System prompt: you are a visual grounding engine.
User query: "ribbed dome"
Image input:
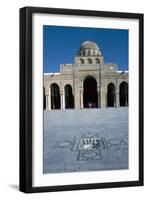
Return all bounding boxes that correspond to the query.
[80,41,99,50]
[78,41,101,56]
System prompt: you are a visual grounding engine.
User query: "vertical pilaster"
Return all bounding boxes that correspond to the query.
[74,79,80,109]
[74,90,80,109]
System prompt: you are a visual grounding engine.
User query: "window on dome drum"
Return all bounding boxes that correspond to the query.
[64,85,74,109]
[87,58,92,64]
[83,76,98,108]
[119,82,128,106]
[51,83,61,109]
[107,83,116,107]
[87,49,90,55]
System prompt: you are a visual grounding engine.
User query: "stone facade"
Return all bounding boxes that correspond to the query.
[44,41,128,110]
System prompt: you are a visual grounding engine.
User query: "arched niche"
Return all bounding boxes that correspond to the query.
[64,84,74,109]
[107,83,116,107]
[119,81,128,106]
[50,83,61,109]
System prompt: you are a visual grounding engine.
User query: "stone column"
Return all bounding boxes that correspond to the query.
[116,89,120,107]
[80,90,83,109]
[63,93,65,109]
[46,87,51,110]
[48,94,51,110]
[61,94,63,110]
[97,87,101,108]
[100,86,106,108]
[97,80,101,108]
[45,95,48,110]
[60,92,65,110]
[46,95,51,110]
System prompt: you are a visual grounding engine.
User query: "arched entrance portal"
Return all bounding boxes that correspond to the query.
[83,76,98,108]
[65,84,74,109]
[107,83,116,107]
[51,83,61,109]
[119,82,128,106]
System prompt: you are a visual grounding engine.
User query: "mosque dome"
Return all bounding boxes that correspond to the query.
[80,41,99,50]
[77,41,101,56]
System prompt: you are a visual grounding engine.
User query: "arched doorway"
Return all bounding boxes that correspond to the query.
[51,83,61,109]
[43,87,46,110]
[83,76,98,108]
[107,83,116,107]
[119,82,128,106]
[64,84,74,109]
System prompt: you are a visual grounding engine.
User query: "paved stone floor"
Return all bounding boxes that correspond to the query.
[43,108,128,174]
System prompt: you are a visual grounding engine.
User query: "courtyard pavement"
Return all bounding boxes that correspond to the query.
[43,108,128,174]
